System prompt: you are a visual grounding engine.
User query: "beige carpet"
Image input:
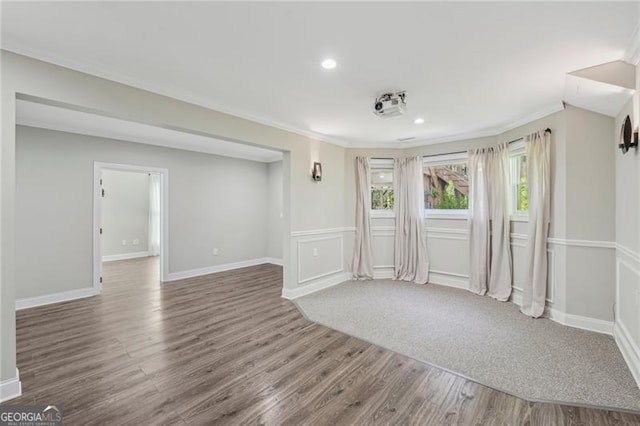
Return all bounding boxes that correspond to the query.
[294,279,640,413]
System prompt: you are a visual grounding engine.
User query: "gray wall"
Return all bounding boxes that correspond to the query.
[267,161,283,260]
[1,50,349,383]
[101,169,150,257]
[343,107,618,324]
[614,63,640,385]
[15,125,270,299]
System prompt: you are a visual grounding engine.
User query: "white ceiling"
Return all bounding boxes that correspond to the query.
[2,2,638,148]
[16,100,283,163]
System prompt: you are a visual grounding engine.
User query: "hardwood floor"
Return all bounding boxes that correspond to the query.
[3,256,640,425]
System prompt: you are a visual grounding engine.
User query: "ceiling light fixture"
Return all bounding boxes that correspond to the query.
[414,117,425,124]
[321,58,337,70]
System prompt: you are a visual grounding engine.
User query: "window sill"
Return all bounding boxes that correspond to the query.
[371,210,395,219]
[510,214,529,223]
[425,210,468,220]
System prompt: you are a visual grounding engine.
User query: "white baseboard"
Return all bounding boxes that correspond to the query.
[102,251,152,262]
[428,270,469,290]
[16,287,98,310]
[264,257,283,266]
[164,257,275,282]
[0,369,21,403]
[373,267,394,280]
[549,309,613,335]
[614,321,640,389]
[282,272,350,300]
[511,287,613,335]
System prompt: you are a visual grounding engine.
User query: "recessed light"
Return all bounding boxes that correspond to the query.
[414,117,425,124]
[321,58,337,70]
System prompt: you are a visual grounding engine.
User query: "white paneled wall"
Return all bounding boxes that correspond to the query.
[615,245,640,387]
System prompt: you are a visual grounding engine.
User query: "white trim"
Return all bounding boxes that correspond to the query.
[0,369,21,403]
[373,267,395,280]
[16,287,98,310]
[510,234,616,250]
[547,238,615,249]
[615,256,640,388]
[164,257,273,282]
[428,270,469,290]
[370,209,396,218]
[102,251,152,262]
[510,290,613,335]
[281,272,351,299]
[614,321,640,389]
[264,257,283,266]
[397,103,564,149]
[422,151,468,167]
[549,309,614,336]
[372,226,396,232]
[425,210,468,220]
[2,44,563,150]
[297,235,344,284]
[509,214,529,223]
[617,243,640,264]
[426,227,467,235]
[94,162,169,292]
[370,158,394,168]
[1,42,350,149]
[290,227,351,237]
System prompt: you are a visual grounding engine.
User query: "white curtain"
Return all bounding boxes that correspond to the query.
[148,174,161,257]
[394,157,429,284]
[468,144,512,301]
[352,157,373,279]
[521,130,551,318]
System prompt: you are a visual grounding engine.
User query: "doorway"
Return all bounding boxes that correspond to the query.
[93,162,169,292]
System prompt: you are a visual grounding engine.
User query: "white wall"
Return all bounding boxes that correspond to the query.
[15,125,270,299]
[267,161,283,260]
[100,169,150,258]
[614,61,640,387]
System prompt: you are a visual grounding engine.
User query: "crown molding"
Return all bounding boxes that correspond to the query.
[349,102,565,150]
[1,43,351,148]
[2,44,563,151]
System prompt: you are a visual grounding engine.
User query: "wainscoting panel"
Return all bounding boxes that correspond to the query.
[616,251,640,387]
[372,230,394,271]
[297,234,344,284]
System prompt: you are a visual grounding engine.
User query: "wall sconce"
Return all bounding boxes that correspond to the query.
[312,162,322,181]
[619,115,638,154]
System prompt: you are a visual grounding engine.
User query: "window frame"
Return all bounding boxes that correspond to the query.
[370,158,395,218]
[423,152,469,220]
[509,139,529,222]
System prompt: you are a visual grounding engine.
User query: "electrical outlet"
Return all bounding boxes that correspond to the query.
[132,238,140,245]
[121,240,127,246]
[213,248,219,256]
[312,248,318,257]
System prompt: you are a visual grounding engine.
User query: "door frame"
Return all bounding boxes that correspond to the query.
[93,162,170,292]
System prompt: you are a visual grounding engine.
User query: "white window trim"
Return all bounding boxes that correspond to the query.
[425,209,468,220]
[509,138,529,221]
[423,151,469,219]
[370,158,395,217]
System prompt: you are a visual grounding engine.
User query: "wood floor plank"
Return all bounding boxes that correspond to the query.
[2,256,639,425]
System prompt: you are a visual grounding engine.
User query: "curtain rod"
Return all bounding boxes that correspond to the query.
[372,129,552,160]
[419,128,552,158]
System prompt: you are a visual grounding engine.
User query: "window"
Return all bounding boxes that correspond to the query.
[423,153,469,212]
[370,159,394,212]
[509,140,528,215]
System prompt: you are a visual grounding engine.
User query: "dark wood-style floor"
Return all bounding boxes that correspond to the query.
[3,257,640,425]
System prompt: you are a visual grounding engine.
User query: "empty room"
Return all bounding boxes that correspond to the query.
[1,2,640,425]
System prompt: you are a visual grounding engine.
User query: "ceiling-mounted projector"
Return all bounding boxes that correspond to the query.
[373,91,406,118]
